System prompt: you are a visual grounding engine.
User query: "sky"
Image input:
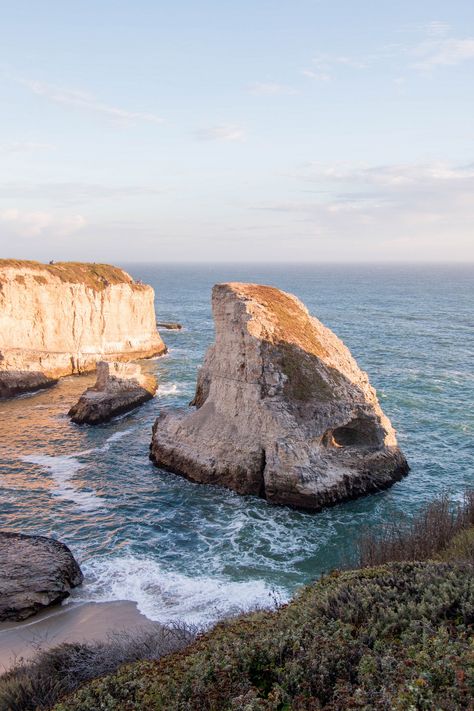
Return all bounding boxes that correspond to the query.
[0,0,473,263]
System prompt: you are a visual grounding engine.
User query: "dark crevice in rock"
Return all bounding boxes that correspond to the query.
[258,449,267,499]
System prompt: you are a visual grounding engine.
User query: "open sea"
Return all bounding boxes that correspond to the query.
[0,264,472,626]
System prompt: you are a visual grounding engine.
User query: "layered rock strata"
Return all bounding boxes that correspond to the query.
[0,260,166,398]
[0,532,83,621]
[151,283,408,510]
[69,361,157,424]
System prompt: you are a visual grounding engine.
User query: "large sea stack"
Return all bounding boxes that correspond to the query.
[0,260,166,398]
[151,283,408,510]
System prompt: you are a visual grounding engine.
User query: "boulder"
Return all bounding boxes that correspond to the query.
[0,532,83,621]
[69,361,157,425]
[151,283,408,511]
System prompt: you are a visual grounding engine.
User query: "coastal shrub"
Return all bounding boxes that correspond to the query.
[53,561,474,711]
[0,624,194,711]
[357,490,474,567]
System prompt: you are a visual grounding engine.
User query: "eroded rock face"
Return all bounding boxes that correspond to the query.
[0,532,84,621]
[151,283,408,511]
[0,260,166,398]
[69,361,157,425]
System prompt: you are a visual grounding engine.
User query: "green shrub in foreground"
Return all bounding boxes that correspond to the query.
[54,561,474,711]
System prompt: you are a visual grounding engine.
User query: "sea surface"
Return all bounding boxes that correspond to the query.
[0,264,473,626]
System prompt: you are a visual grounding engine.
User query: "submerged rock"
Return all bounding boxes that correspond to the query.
[0,532,83,621]
[156,321,183,330]
[0,259,166,398]
[151,283,408,510]
[69,361,157,425]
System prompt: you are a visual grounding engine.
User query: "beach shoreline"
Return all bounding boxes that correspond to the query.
[0,600,157,672]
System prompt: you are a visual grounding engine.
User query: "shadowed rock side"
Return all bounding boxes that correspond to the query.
[0,260,166,398]
[69,361,157,425]
[151,283,408,511]
[0,532,83,621]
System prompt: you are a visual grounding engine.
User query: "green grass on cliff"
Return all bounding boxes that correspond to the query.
[52,560,474,711]
[0,260,146,291]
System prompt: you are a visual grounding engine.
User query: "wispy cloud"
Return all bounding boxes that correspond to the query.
[194,125,246,142]
[412,35,474,69]
[302,53,367,82]
[0,182,165,206]
[247,81,298,96]
[248,160,474,258]
[0,141,55,154]
[0,208,86,238]
[18,78,164,124]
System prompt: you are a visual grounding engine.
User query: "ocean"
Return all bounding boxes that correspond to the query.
[0,264,472,626]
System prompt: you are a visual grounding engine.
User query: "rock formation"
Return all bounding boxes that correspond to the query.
[69,361,157,424]
[0,260,166,398]
[151,283,408,510]
[0,532,83,621]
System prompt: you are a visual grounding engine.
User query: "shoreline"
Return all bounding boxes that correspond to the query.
[0,600,158,672]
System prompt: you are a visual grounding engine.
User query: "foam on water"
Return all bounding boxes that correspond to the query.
[20,430,134,511]
[21,454,104,511]
[73,555,287,626]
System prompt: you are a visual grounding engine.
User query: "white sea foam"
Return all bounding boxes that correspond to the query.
[74,555,287,626]
[158,382,181,396]
[21,430,133,511]
[22,454,103,511]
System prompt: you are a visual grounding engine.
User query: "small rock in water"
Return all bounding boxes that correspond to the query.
[69,361,157,425]
[151,282,408,511]
[0,532,83,621]
[157,321,183,330]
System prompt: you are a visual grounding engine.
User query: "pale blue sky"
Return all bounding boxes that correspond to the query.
[0,1,473,262]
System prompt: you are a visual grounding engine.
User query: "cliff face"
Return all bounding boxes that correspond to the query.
[151,282,408,510]
[0,260,165,397]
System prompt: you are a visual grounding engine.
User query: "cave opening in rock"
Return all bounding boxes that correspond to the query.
[322,416,381,448]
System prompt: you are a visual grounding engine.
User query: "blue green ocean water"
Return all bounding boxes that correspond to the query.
[0,264,472,625]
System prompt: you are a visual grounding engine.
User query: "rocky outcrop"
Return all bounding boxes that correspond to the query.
[0,260,166,398]
[0,532,83,621]
[151,283,408,511]
[69,361,157,424]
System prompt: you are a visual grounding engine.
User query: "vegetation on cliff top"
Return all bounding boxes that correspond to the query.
[1,493,472,711]
[0,260,146,291]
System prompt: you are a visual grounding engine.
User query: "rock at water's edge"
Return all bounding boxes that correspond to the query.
[0,532,84,621]
[151,282,408,511]
[69,360,157,424]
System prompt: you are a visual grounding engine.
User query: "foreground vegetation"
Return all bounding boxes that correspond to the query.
[1,493,473,711]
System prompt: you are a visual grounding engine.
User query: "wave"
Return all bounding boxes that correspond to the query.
[73,555,287,627]
[22,453,104,511]
[158,382,182,396]
[21,429,134,511]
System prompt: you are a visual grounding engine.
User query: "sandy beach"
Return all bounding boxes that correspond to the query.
[0,600,157,672]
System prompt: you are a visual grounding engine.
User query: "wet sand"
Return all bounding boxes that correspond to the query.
[0,600,157,672]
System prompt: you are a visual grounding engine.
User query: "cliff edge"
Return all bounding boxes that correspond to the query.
[0,260,166,398]
[151,282,408,510]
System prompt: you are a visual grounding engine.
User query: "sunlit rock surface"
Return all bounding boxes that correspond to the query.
[151,283,408,510]
[0,260,166,398]
[0,532,83,621]
[69,361,157,424]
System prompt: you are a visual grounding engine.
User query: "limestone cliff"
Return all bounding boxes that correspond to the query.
[151,283,408,511]
[69,360,157,424]
[0,260,166,397]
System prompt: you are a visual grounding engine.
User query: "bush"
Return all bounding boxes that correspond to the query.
[52,561,474,710]
[0,624,194,711]
[357,491,474,567]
